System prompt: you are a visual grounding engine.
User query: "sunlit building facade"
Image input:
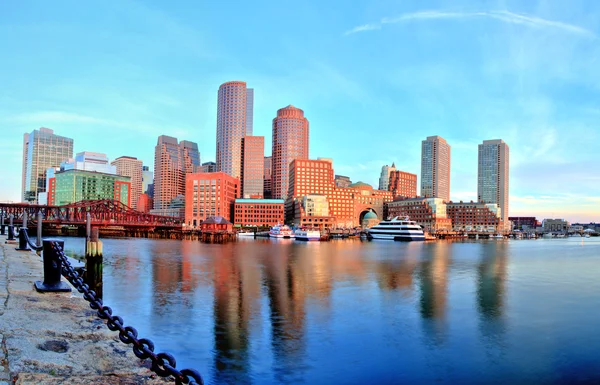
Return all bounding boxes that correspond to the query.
[111,156,143,209]
[388,170,418,199]
[241,136,264,198]
[263,156,272,199]
[421,136,451,201]
[478,139,510,228]
[233,199,284,227]
[378,163,396,191]
[50,169,131,206]
[446,202,502,232]
[385,197,452,232]
[185,172,240,227]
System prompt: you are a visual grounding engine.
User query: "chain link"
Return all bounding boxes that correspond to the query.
[50,241,204,385]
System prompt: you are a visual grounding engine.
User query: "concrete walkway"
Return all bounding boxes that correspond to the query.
[0,234,167,385]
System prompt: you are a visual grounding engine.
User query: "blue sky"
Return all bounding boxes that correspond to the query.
[1,0,599,222]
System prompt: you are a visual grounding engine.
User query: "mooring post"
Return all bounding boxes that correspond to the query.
[36,211,43,249]
[85,227,103,299]
[16,228,30,251]
[22,210,28,229]
[7,214,15,241]
[0,212,5,235]
[34,239,72,292]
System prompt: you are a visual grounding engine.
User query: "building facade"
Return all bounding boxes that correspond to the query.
[201,161,217,173]
[388,170,418,199]
[62,152,116,174]
[263,156,272,199]
[478,139,510,227]
[446,202,502,232]
[50,169,131,206]
[378,163,396,191]
[111,156,143,209]
[272,105,309,200]
[154,135,200,210]
[142,165,154,197]
[22,127,74,203]
[385,197,452,232]
[241,136,264,198]
[286,158,393,228]
[137,193,153,213]
[334,175,352,188]
[509,217,538,230]
[185,172,240,227]
[421,136,451,201]
[233,199,284,227]
[216,81,253,179]
[542,218,569,232]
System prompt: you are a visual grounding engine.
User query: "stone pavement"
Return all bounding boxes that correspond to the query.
[0,234,168,385]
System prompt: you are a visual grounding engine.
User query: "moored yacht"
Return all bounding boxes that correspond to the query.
[294,229,321,241]
[367,216,425,241]
[269,224,294,239]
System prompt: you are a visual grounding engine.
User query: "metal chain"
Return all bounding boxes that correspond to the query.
[50,241,204,385]
[22,229,43,251]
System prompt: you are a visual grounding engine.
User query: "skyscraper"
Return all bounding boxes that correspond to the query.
[22,127,74,203]
[111,156,143,209]
[421,136,451,201]
[478,139,509,226]
[142,165,154,197]
[241,136,264,198]
[272,105,309,200]
[154,135,200,210]
[378,163,396,191]
[216,81,254,179]
[263,156,272,199]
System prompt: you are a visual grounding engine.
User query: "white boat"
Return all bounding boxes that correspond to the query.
[236,231,256,237]
[367,216,425,241]
[295,229,321,241]
[491,234,504,239]
[269,224,295,239]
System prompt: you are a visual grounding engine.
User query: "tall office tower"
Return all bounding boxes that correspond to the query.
[272,105,309,200]
[216,81,253,178]
[241,136,264,198]
[478,139,510,225]
[378,163,396,191]
[263,156,272,199]
[201,162,217,173]
[142,165,154,197]
[111,156,143,209]
[421,136,451,201]
[153,135,200,210]
[22,127,74,203]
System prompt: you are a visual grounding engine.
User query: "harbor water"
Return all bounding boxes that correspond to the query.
[64,237,600,385]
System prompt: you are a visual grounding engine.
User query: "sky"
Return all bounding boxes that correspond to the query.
[1,0,599,222]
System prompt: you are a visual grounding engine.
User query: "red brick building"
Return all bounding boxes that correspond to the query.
[385,197,452,232]
[200,216,233,232]
[233,199,284,227]
[136,193,153,213]
[447,202,502,232]
[241,136,264,198]
[185,172,239,228]
[286,158,393,228]
[388,170,417,199]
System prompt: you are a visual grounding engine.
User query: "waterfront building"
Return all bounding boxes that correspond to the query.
[61,152,116,174]
[49,169,131,206]
[137,193,153,213]
[263,156,272,199]
[421,136,451,201]
[154,135,200,210]
[272,105,309,200]
[361,210,380,228]
[542,218,569,232]
[446,201,502,232]
[142,165,154,197]
[22,127,74,203]
[509,216,539,230]
[385,197,452,232]
[378,163,396,191]
[241,136,264,198]
[185,172,240,227]
[388,170,418,199]
[201,216,233,233]
[233,198,284,227]
[478,139,510,228]
[201,161,217,173]
[286,158,393,228]
[111,156,143,209]
[334,175,352,188]
[216,81,253,179]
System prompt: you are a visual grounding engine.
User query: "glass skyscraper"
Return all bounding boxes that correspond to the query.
[478,139,510,226]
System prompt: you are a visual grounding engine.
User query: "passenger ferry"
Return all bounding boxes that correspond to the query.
[367,216,425,241]
[269,224,295,239]
[294,229,321,241]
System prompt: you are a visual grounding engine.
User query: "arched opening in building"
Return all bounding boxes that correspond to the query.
[359,208,377,225]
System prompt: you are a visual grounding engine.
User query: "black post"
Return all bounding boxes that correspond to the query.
[0,213,4,235]
[34,239,72,292]
[7,214,15,241]
[16,228,30,251]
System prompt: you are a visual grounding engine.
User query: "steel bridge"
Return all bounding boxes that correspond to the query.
[0,200,182,228]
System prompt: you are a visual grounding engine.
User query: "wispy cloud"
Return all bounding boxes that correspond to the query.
[344,10,596,38]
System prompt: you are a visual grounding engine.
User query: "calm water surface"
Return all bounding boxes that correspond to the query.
[63,237,600,385]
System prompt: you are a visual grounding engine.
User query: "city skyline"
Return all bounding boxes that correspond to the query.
[1,1,599,222]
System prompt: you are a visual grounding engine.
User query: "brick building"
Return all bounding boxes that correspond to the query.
[241,136,264,198]
[185,172,239,227]
[234,199,284,227]
[446,202,502,232]
[388,170,417,199]
[385,197,452,232]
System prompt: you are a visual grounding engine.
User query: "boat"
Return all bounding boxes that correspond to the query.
[294,229,321,241]
[366,216,425,241]
[269,224,295,239]
[236,231,256,237]
[491,234,504,239]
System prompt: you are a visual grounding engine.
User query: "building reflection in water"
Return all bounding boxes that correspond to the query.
[418,242,451,344]
[477,242,509,357]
